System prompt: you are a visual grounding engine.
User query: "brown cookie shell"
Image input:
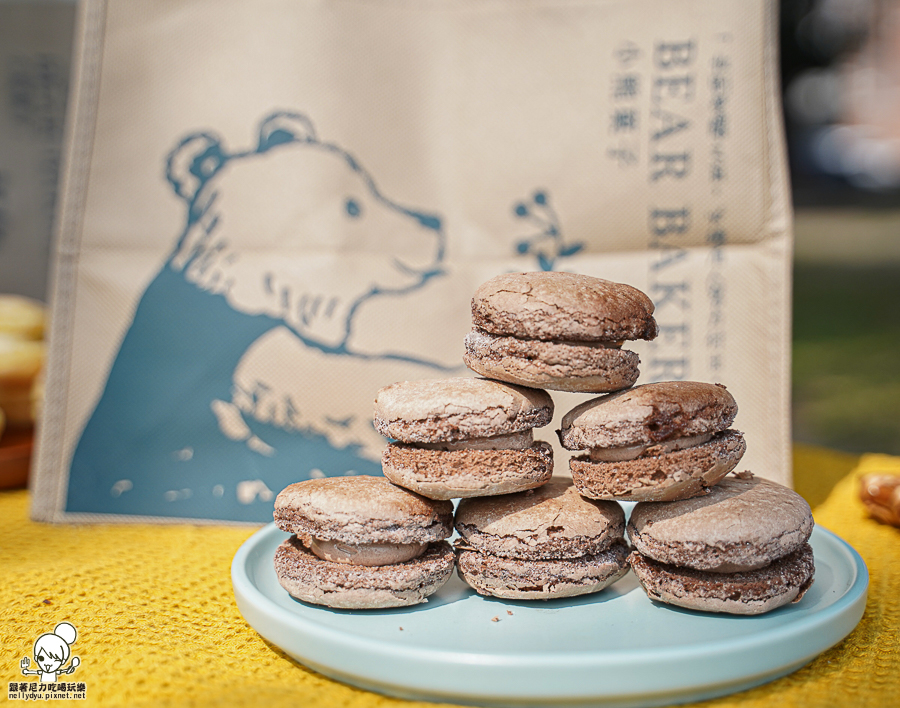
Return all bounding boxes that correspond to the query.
[274,537,455,609]
[559,381,738,450]
[374,377,553,444]
[464,329,640,393]
[382,441,553,500]
[569,430,746,502]
[627,476,814,572]
[274,476,453,545]
[457,541,630,600]
[628,544,815,615]
[454,478,625,560]
[471,272,658,342]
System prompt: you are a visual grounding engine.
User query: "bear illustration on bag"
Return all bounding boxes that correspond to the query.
[67,112,454,521]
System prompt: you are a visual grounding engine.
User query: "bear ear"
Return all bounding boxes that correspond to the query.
[257,111,317,152]
[165,132,226,201]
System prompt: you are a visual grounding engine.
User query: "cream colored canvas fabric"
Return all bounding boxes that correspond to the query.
[32,0,791,523]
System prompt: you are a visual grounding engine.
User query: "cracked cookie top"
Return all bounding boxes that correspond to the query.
[454,478,625,560]
[374,377,553,444]
[274,475,453,544]
[559,381,738,450]
[627,475,814,572]
[470,271,658,342]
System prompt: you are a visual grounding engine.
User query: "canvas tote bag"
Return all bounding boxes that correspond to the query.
[32,0,792,523]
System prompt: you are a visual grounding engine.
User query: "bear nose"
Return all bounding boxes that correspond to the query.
[412,212,441,232]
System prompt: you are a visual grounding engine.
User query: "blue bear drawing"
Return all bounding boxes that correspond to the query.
[67,112,448,521]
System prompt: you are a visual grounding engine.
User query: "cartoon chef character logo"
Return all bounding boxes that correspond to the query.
[20,622,80,683]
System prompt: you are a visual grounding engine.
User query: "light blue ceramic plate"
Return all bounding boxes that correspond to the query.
[232,524,867,708]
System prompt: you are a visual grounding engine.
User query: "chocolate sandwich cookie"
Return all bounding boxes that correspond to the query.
[273,476,455,609]
[463,272,658,392]
[559,381,746,502]
[375,377,554,499]
[454,479,629,600]
[627,474,816,615]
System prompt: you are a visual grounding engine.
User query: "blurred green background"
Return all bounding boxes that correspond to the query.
[792,211,900,456]
[782,2,900,459]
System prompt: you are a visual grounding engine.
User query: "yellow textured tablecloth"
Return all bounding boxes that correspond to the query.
[1,446,898,708]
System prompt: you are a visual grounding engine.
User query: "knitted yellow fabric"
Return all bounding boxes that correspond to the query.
[1,446,897,708]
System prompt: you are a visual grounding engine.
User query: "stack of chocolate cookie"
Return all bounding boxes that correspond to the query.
[463,272,747,506]
[454,479,630,600]
[435,272,658,599]
[272,476,456,608]
[371,375,634,600]
[272,269,814,615]
[626,474,816,614]
[455,271,812,614]
[464,271,658,393]
[360,272,658,600]
[373,377,555,500]
[558,381,746,502]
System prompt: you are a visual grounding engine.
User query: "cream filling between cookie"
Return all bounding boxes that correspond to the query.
[588,432,713,462]
[418,429,534,451]
[466,330,624,350]
[557,339,624,349]
[308,538,427,566]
